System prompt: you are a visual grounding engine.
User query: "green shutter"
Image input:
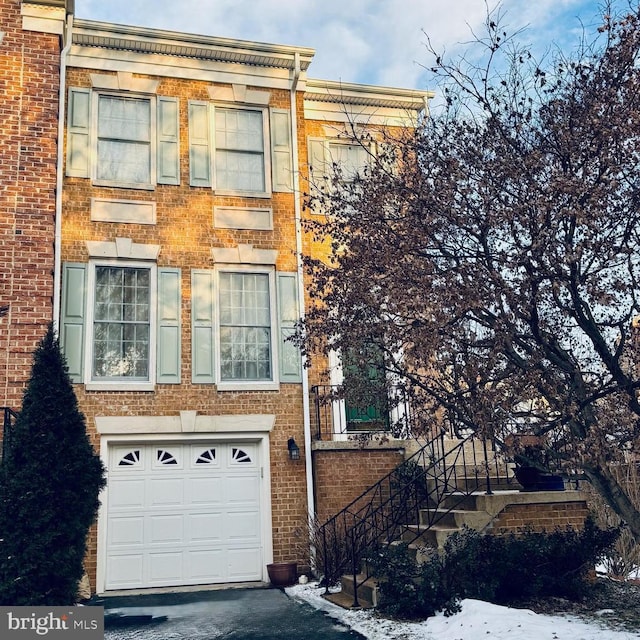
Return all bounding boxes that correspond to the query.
[271,109,293,192]
[60,262,86,382]
[188,101,212,187]
[157,97,180,185]
[157,267,181,383]
[307,137,327,213]
[277,272,302,383]
[66,87,91,178]
[191,269,215,383]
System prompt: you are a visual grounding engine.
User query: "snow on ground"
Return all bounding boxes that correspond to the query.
[286,582,639,640]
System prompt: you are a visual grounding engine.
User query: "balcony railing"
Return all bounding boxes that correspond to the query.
[310,384,413,441]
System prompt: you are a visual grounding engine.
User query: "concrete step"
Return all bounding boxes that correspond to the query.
[402,523,459,548]
[340,573,378,608]
[420,507,492,530]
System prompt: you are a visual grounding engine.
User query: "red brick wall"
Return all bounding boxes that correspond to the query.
[0,0,60,408]
[312,447,405,524]
[491,500,589,534]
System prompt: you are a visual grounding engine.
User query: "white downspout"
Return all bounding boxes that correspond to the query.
[52,12,73,335]
[290,52,315,523]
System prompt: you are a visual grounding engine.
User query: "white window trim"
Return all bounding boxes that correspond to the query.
[213,105,272,198]
[215,265,279,392]
[90,91,157,191]
[84,258,158,391]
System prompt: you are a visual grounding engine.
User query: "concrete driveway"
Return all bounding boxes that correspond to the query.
[101,585,366,639]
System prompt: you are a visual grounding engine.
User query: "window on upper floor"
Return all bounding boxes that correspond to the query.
[307,136,374,213]
[66,87,179,190]
[189,102,293,197]
[215,108,266,193]
[96,96,153,187]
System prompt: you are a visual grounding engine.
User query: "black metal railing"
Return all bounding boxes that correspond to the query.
[2,407,19,462]
[317,428,516,607]
[311,384,412,440]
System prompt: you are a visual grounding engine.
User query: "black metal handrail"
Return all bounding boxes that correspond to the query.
[318,428,515,607]
[2,407,19,462]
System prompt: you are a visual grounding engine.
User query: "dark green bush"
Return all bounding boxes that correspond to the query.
[0,325,105,605]
[369,517,619,619]
[368,542,456,619]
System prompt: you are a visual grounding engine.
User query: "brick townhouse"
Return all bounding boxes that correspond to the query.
[54,14,428,594]
[3,1,591,601]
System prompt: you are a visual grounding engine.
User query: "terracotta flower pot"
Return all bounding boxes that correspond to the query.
[267,562,297,587]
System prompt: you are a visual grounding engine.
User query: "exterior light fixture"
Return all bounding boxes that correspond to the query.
[287,437,300,461]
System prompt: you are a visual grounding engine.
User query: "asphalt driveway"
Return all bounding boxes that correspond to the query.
[100,586,365,639]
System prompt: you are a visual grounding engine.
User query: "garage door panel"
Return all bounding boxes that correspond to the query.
[187,512,223,543]
[188,476,224,505]
[109,479,145,509]
[225,511,261,542]
[107,554,144,588]
[149,514,184,544]
[148,551,184,583]
[106,442,263,590]
[148,477,184,507]
[228,548,262,581]
[186,549,225,580]
[225,475,260,504]
[108,516,145,546]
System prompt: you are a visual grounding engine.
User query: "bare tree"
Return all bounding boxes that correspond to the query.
[301,4,640,539]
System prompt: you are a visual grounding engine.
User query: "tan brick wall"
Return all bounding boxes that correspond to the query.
[0,0,60,408]
[61,68,308,589]
[491,501,590,535]
[312,448,404,524]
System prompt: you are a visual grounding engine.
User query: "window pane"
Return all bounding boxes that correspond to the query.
[219,273,271,381]
[215,108,265,192]
[97,96,152,185]
[329,143,369,181]
[92,266,151,380]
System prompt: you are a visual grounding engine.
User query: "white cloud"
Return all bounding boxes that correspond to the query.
[77,0,606,90]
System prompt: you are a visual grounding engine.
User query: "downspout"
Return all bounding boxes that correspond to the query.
[290,52,315,523]
[52,11,73,335]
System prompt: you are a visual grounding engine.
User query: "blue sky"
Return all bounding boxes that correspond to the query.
[77,0,606,91]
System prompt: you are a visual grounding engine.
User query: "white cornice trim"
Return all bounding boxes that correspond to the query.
[22,2,66,35]
[305,78,432,111]
[71,19,315,71]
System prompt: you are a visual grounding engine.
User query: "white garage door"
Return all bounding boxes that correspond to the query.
[105,442,262,590]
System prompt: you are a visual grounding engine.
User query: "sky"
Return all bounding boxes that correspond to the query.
[77,0,608,93]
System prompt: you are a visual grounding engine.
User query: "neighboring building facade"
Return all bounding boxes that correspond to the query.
[56,16,428,593]
[0,0,70,410]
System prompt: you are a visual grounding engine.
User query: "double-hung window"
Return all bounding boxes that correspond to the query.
[66,81,180,189]
[60,250,181,390]
[218,271,272,382]
[215,108,266,194]
[96,95,152,188]
[191,262,299,391]
[92,264,152,380]
[188,102,274,197]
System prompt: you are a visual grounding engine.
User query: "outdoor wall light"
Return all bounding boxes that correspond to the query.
[288,437,300,461]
